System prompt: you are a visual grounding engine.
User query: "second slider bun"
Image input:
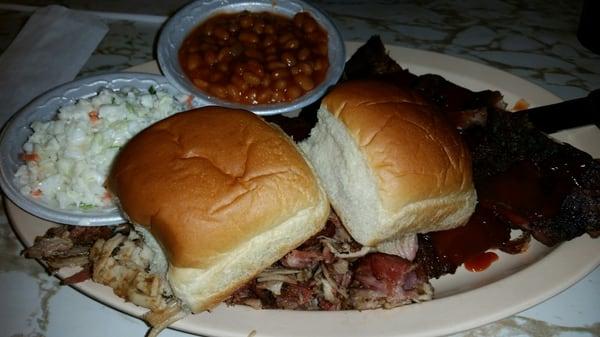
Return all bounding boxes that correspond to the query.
[108,106,329,312]
[300,80,476,253]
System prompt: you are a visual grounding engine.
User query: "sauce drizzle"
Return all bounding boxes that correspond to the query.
[428,154,585,273]
[464,251,499,272]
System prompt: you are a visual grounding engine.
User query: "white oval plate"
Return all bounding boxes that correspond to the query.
[7,42,600,337]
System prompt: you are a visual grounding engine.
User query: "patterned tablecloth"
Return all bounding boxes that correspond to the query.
[1,1,599,337]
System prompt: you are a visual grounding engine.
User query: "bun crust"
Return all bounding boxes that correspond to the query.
[323,81,474,211]
[301,80,476,248]
[108,107,329,311]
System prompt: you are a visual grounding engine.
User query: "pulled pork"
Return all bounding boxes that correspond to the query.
[26,213,432,318]
[25,225,186,337]
[24,225,114,284]
[226,212,433,310]
[90,229,186,336]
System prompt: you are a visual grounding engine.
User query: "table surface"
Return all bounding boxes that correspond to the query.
[1,1,599,337]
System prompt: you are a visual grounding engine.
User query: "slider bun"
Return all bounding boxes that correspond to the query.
[300,80,476,249]
[108,107,329,312]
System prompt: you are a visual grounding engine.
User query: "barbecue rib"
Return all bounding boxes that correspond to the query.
[338,36,600,276]
[271,36,599,278]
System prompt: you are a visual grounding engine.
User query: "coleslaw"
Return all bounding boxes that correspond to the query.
[15,86,191,210]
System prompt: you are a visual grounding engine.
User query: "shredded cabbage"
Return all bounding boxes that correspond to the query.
[15,87,190,210]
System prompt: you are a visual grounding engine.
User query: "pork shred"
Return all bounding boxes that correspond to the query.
[226,212,433,310]
[25,224,186,335]
[23,225,115,283]
[90,229,186,335]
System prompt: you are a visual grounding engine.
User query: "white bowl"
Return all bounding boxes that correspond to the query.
[0,73,191,226]
[157,0,345,116]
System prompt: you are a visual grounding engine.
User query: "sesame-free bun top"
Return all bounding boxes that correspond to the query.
[300,80,476,253]
[108,106,329,311]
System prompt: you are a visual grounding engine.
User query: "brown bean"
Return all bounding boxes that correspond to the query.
[217,61,229,73]
[214,38,227,47]
[245,59,264,76]
[230,42,244,57]
[193,78,209,90]
[293,13,305,28]
[246,88,259,103]
[239,31,259,44]
[200,66,211,77]
[314,43,328,56]
[217,47,232,62]
[281,51,297,67]
[202,24,214,37]
[256,89,272,103]
[260,76,272,88]
[232,76,250,92]
[187,53,201,70]
[305,31,327,43]
[298,62,314,76]
[265,45,278,56]
[264,24,275,35]
[209,71,225,83]
[278,33,294,44]
[297,47,311,61]
[227,84,241,101]
[314,56,328,71]
[263,35,276,47]
[243,72,261,86]
[227,22,239,33]
[203,50,217,65]
[267,61,286,70]
[283,38,300,50]
[231,74,245,87]
[213,26,230,41]
[273,79,288,90]
[198,42,213,51]
[302,18,317,34]
[266,54,279,62]
[294,74,315,91]
[186,44,201,53]
[271,90,284,103]
[239,15,253,29]
[232,62,245,76]
[286,85,303,100]
[255,18,265,27]
[209,85,227,99]
[271,68,290,80]
[290,66,301,75]
[244,48,262,60]
[253,21,265,34]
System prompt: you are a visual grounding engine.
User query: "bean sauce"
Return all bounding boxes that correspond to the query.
[179,11,330,104]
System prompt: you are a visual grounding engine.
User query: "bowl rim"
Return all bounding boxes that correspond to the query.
[156,0,346,116]
[0,72,186,226]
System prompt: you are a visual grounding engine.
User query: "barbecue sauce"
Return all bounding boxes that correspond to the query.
[430,204,510,269]
[429,156,586,273]
[464,251,498,272]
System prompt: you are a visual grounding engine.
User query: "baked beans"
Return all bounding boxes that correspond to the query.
[179,11,329,104]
